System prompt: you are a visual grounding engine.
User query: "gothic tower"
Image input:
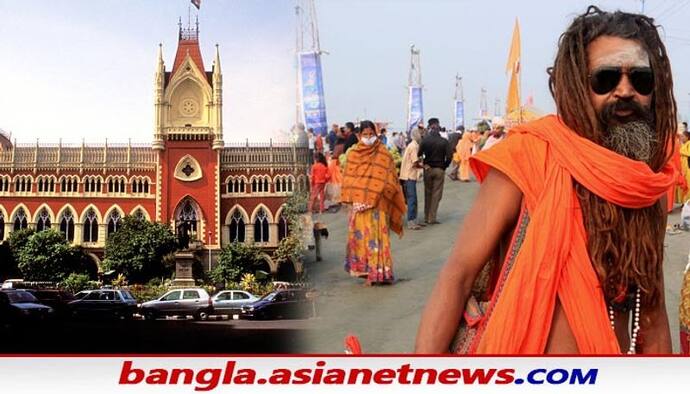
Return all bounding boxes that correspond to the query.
[154,19,223,250]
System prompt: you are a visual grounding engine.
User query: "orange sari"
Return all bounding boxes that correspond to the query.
[469,115,675,354]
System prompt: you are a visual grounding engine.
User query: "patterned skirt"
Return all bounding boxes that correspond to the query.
[344,208,394,284]
[681,263,690,355]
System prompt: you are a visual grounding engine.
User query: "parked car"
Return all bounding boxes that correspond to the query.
[73,290,93,300]
[0,290,54,324]
[211,290,258,316]
[240,289,313,320]
[24,289,74,318]
[140,288,212,321]
[68,289,138,319]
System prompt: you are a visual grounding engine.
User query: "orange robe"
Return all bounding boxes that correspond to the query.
[454,133,474,181]
[469,115,674,354]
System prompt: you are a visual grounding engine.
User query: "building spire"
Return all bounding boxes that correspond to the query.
[213,44,221,74]
[157,43,164,68]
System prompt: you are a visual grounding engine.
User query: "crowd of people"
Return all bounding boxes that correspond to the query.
[298,6,690,355]
[296,115,509,288]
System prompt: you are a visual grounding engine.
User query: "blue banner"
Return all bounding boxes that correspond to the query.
[454,100,465,130]
[407,86,423,133]
[299,52,328,136]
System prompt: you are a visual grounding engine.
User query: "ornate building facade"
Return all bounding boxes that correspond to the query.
[0,23,309,277]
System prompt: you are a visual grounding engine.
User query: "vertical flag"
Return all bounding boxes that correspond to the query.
[191,0,201,10]
[505,18,521,117]
[407,86,424,133]
[299,52,328,136]
[454,100,464,130]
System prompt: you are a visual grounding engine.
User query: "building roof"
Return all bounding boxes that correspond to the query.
[171,27,207,82]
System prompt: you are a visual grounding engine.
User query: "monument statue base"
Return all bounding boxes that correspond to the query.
[171,250,197,288]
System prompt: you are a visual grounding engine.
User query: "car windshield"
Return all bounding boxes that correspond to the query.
[260,292,277,302]
[6,291,39,303]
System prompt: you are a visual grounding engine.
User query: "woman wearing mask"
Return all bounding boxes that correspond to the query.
[341,120,406,285]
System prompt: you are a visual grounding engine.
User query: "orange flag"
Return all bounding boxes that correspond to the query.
[505,19,521,117]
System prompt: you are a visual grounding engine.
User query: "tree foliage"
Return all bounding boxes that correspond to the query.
[59,273,93,294]
[210,242,265,284]
[102,216,177,283]
[8,228,35,259]
[16,230,90,281]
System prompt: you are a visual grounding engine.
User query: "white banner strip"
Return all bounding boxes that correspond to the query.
[0,356,687,393]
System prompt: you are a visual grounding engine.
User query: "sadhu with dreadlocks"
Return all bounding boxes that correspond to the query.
[415,6,676,354]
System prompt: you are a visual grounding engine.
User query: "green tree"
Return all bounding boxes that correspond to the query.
[102,216,177,283]
[59,273,92,293]
[210,242,265,284]
[8,228,35,259]
[17,230,89,281]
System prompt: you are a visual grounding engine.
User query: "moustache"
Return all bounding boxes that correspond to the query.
[599,100,653,126]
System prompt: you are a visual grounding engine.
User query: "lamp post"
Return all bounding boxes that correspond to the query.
[208,230,212,272]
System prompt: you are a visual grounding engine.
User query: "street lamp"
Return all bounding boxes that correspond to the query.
[207,230,212,272]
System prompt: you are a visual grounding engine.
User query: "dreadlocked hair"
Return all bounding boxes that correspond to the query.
[548,6,677,309]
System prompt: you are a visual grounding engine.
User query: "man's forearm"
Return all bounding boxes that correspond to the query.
[415,268,469,353]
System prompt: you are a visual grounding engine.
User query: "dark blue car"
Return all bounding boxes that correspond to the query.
[240,289,313,320]
[0,290,54,324]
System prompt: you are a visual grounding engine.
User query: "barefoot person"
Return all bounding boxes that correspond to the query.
[341,121,406,285]
[416,7,675,354]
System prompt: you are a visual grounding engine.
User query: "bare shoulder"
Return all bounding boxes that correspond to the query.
[475,168,523,220]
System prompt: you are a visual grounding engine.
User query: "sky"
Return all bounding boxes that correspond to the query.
[1,0,690,143]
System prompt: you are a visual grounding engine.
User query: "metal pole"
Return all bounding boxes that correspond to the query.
[208,231,212,272]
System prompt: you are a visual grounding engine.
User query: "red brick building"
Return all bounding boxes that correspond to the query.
[0,23,309,277]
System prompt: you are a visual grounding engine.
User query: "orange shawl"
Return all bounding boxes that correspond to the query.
[469,115,675,354]
[341,141,406,235]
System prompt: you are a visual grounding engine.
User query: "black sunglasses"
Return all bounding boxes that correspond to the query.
[589,66,654,96]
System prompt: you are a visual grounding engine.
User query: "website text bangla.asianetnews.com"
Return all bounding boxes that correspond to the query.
[118,360,598,390]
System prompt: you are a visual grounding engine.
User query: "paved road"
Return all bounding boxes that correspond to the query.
[0,318,312,353]
[302,178,688,354]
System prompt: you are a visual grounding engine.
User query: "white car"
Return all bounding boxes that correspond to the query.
[211,290,258,316]
[140,288,212,321]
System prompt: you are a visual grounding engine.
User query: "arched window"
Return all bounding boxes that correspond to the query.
[263,178,269,193]
[107,210,121,236]
[238,178,245,193]
[59,209,75,242]
[253,208,269,243]
[229,210,245,243]
[143,179,149,194]
[0,177,8,192]
[14,176,32,193]
[84,177,101,193]
[133,208,146,221]
[108,177,126,193]
[178,201,198,240]
[13,208,28,231]
[278,214,289,242]
[36,208,51,232]
[251,178,258,193]
[287,177,294,192]
[83,209,98,243]
[0,211,4,240]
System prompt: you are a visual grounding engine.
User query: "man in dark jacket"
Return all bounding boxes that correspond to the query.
[446,126,463,180]
[327,123,338,152]
[419,118,450,224]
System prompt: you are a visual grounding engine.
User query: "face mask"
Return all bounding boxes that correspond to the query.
[362,136,377,146]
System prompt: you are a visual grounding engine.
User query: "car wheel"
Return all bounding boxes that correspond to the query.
[143,310,157,321]
[194,309,209,321]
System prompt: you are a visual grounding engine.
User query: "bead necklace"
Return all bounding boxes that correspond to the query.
[608,287,641,354]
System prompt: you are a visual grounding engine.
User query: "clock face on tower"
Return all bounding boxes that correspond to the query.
[180,98,199,117]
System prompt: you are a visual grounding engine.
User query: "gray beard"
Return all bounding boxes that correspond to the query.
[601,120,657,164]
